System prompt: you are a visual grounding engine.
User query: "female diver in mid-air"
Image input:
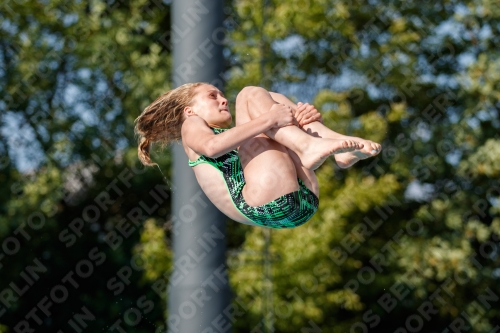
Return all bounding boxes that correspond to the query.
[134,83,382,229]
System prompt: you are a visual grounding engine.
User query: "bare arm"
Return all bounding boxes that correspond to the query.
[181,106,294,158]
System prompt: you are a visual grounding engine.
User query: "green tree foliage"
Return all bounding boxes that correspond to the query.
[3,0,500,332]
[224,0,500,332]
[0,0,174,331]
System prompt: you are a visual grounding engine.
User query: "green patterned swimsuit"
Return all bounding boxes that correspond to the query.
[188,128,319,229]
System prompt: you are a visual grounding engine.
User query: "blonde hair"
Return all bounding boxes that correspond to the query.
[134,82,208,166]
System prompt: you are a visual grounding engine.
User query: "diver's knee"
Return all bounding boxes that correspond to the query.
[236,86,265,102]
[268,91,284,100]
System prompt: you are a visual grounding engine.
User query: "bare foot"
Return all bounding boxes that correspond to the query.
[299,138,364,170]
[335,139,382,168]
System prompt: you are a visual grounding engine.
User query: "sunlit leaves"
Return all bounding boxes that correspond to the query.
[225,0,500,331]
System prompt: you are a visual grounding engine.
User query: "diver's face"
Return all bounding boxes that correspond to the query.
[187,84,232,128]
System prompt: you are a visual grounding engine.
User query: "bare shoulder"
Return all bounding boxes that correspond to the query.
[181,116,212,137]
[181,116,216,156]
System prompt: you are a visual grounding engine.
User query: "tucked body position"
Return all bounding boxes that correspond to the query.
[135,83,382,229]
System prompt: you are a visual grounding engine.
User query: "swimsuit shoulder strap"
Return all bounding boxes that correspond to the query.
[211,127,228,134]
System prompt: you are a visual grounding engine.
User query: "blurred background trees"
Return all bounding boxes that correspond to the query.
[1,0,173,331]
[1,0,499,332]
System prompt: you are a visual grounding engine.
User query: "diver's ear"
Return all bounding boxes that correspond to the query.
[183,106,196,117]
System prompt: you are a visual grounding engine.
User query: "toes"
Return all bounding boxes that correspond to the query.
[370,143,382,155]
[340,140,366,152]
[342,140,356,152]
[343,140,353,149]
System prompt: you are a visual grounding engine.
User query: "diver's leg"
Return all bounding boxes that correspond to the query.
[303,121,382,168]
[285,147,319,198]
[269,91,382,168]
[238,135,300,207]
[235,86,362,170]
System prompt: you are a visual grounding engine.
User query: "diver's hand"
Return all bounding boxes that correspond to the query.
[295,102,323,127]
[268,103,297,128]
